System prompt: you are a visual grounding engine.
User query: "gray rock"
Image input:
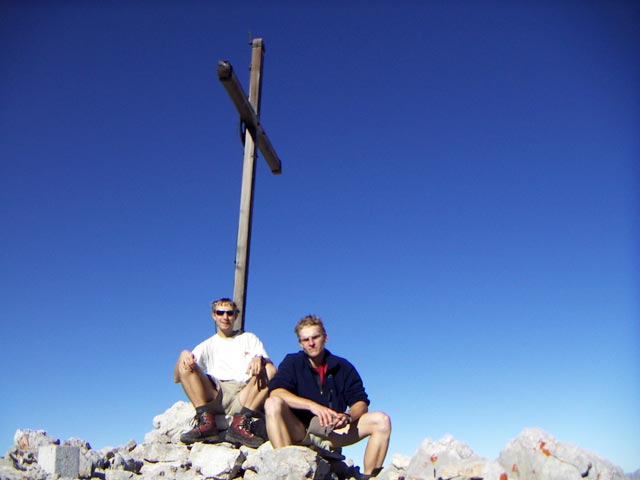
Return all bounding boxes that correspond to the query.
[139,460,196,479]
[13,430,59,458]
[627,469,640,480]
[4,404,636,480]
[498,427,627,480]
[189,442,245,479]
[143,400,229,445]
[132,442,190,464]
[405,434,506,480]
[98,446,143,474]
[146,401,193,443]
[63,437,95,478]
[105,470,137,480]
[243,445,331,479]
[38,445,80,478]
[376,453,410,480]
[0,461,47,480]
[6,447,38,472]
[63,437,92,450]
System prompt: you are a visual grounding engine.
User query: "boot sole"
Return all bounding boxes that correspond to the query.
[180,433,222,445]
[224,430,266,449]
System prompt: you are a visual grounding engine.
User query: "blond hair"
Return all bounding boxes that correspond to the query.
[294,314,327,340]
[211,297,237,313]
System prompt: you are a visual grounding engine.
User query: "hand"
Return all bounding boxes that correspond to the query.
[332,412,351,429]
[180,351,197,372]
[309,404,340,428]
[246,356,263,377]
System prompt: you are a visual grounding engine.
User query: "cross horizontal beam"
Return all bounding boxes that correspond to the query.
[217,60,282,175]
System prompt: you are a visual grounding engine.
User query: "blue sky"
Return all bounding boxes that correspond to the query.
[1,0,638,472]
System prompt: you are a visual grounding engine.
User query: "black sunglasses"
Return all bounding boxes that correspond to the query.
[214,310,236,316]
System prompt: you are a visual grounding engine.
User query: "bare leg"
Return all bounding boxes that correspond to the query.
[174,351,223,443]
[264,396,307,448]
[238,362,277,411]
[329,411,391,475]
[361,412,391,475]
[174,350,220,409]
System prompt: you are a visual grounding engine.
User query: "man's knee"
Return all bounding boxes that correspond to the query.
[175,350,192,369]
[264,396,286,416]
[376,412,391,437]
[370,411,391,437]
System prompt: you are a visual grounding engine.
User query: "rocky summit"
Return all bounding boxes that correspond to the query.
[0,401,634,480]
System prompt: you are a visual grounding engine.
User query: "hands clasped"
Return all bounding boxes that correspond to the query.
[310,404,350,430]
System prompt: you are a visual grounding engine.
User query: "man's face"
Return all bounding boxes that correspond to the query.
[298,325,327,359]
[212,303,237,331]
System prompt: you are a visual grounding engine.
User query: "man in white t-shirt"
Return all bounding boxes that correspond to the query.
[174,298,276,447]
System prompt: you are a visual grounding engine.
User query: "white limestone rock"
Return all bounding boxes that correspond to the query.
[132,441,190,464]
[498,427,627,480]
[5,429,61,477]
[376,453,411,480]
[13,429,59,457]
[104,470,137,480]
[0,460,47,480]
[5,403,637,480]
[143,400,194,445]
[242,445,331,479]
[98,444,143,474]
[143,400,229,445]
[139,461,198,479]
[405,434,506,480]
[189,442,245,479]
[64,437,97,478]
[38,445,80,478]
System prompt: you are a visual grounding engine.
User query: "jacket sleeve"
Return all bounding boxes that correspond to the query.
[268,353,299,393]
[342,361,370,407]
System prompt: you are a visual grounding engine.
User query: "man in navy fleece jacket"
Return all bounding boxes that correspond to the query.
[265,315,391,477]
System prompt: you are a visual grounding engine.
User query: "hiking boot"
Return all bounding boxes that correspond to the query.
[180,411,220,444]
[224,411,267,448]
[312,444,345,462]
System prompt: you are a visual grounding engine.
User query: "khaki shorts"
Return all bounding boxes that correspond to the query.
[305,416,334,439]
[302,417,345,461]
[208,377,246,416]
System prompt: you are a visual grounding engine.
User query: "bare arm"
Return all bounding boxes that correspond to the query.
[347,400,369,423]
[326,400,369,430]
[246,355,273,376]
[270,387,341,428]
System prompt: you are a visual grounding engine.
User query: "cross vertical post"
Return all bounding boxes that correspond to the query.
[218,38,282,332]
[233,38,263,331]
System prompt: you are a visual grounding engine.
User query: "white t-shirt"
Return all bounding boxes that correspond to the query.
[192,331,269,383]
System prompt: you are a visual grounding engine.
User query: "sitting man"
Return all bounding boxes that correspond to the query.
[265,314,391,478]
[174,297,276,448]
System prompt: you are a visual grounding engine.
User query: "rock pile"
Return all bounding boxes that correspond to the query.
[395,428,628,480]
[0,401,632,480]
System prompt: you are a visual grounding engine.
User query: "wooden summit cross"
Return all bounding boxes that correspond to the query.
[217,38,282,332]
